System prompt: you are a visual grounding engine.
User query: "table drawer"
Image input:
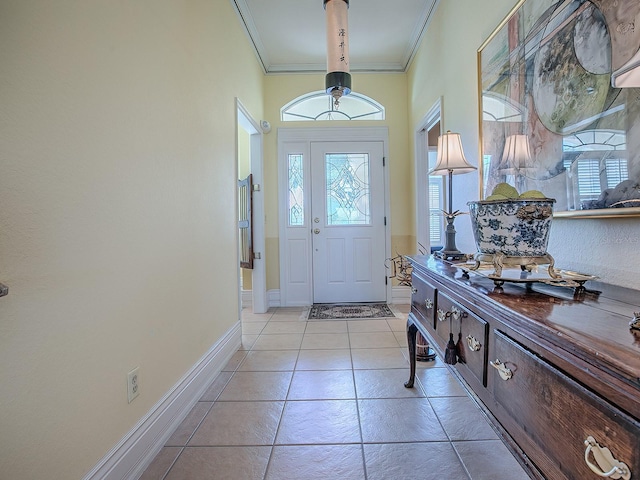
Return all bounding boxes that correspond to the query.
[410,270,436,328]
[491,330,640,480]
[435,293,488,384]
[434,292,461,345]
[458,308,488,387]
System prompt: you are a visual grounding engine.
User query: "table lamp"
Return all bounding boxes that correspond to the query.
[429,131,477,261]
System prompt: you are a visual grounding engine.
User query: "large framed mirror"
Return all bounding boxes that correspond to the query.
[478,0,640,218]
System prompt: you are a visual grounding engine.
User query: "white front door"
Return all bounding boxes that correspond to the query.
[310,141,387,303]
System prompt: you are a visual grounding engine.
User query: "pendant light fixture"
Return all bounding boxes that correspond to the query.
[324,0,351,109]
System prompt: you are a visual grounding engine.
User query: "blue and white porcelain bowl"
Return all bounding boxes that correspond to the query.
[467,199,555,257]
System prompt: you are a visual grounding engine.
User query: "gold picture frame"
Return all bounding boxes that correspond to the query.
[477,0,640,218]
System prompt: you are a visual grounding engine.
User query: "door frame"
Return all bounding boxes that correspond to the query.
[236,99,267,313]
[278,127,391,306]
[414,98,443,253]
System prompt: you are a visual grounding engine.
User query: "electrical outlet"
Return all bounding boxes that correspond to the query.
[127,367,140,403]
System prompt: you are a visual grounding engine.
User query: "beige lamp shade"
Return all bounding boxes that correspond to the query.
[499,134,533,174]
[429,131,477,176]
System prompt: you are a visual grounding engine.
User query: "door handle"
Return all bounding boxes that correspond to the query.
[314,228,320,234]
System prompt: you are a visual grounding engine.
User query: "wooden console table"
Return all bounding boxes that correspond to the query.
[405,255,640,480]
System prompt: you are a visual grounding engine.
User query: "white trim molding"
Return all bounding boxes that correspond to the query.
[414,98,443,252]
[241,289,253,308]
[260,287,410,308]
[83,323,241,480]
[392,286,412,305]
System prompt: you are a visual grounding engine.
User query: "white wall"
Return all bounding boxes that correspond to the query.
[0,1,263,478]
[408,0,640,289]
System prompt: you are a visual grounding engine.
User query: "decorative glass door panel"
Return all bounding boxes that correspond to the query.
[325,153,370,225]
[288,154,304,226]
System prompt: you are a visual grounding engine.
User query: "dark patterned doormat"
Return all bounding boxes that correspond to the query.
[307,303,396,320]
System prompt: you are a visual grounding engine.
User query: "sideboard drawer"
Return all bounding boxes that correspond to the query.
[410,271,436,328]
[434,292,464,345]
[458,308,488,387]
[491,330,640,480]
[435,293,488,386]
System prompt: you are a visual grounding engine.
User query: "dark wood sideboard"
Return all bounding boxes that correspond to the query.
[404,255,640,480]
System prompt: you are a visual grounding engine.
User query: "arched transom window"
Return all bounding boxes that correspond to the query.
[281,90,385,121]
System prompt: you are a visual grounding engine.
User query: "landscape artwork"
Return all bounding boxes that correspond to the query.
[479,0,640,216]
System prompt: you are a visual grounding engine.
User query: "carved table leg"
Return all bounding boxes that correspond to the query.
[404,320,418,388]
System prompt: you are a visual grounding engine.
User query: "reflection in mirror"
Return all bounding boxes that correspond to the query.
[478,0,640,217]
[562,130,633,210]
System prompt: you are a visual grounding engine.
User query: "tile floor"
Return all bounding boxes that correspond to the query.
[140,305,531,480]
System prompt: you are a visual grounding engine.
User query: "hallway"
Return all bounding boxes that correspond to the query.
[140,306,530,479]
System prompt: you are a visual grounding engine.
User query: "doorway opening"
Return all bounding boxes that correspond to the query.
[236,99,267,313]
[415,99,444,253]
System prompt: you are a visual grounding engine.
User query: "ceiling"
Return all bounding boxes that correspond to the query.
[230,0,440,74]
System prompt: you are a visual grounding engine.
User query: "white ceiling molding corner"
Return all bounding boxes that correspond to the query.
[230,0,440,75]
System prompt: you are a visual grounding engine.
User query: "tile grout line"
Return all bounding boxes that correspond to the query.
[261,310,302,480]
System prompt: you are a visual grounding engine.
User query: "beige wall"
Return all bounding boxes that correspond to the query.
[408,0,640,289]
[0,1,263,478]
[262,73,414,290]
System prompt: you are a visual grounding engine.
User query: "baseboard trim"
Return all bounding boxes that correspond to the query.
[267,289,281,308]
[392,285,411,304]
[241,289,252,308]
[83,321,242,480]
[261,287,410,308]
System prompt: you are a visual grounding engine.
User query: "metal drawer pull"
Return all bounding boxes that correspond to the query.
[466,335,481,351]
[425,299,433,309]
[583,436,631,479]
[490,359,512,381]
[437,306,465,321]
[411,287,418,294]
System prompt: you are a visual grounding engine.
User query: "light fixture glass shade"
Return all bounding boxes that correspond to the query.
[499,134,532,174]
[611,48,640,88]
[429,131,477,176]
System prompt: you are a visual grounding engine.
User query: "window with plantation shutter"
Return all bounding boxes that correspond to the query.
[605,158,628,189]
[429,177,443,245]
[576,159,602,200]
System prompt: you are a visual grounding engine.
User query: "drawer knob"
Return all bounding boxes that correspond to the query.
[583,436,631,480]
[425,299,433,309]
[466,335,481,351]
[490,359,512,381]
[411,287,418,294]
